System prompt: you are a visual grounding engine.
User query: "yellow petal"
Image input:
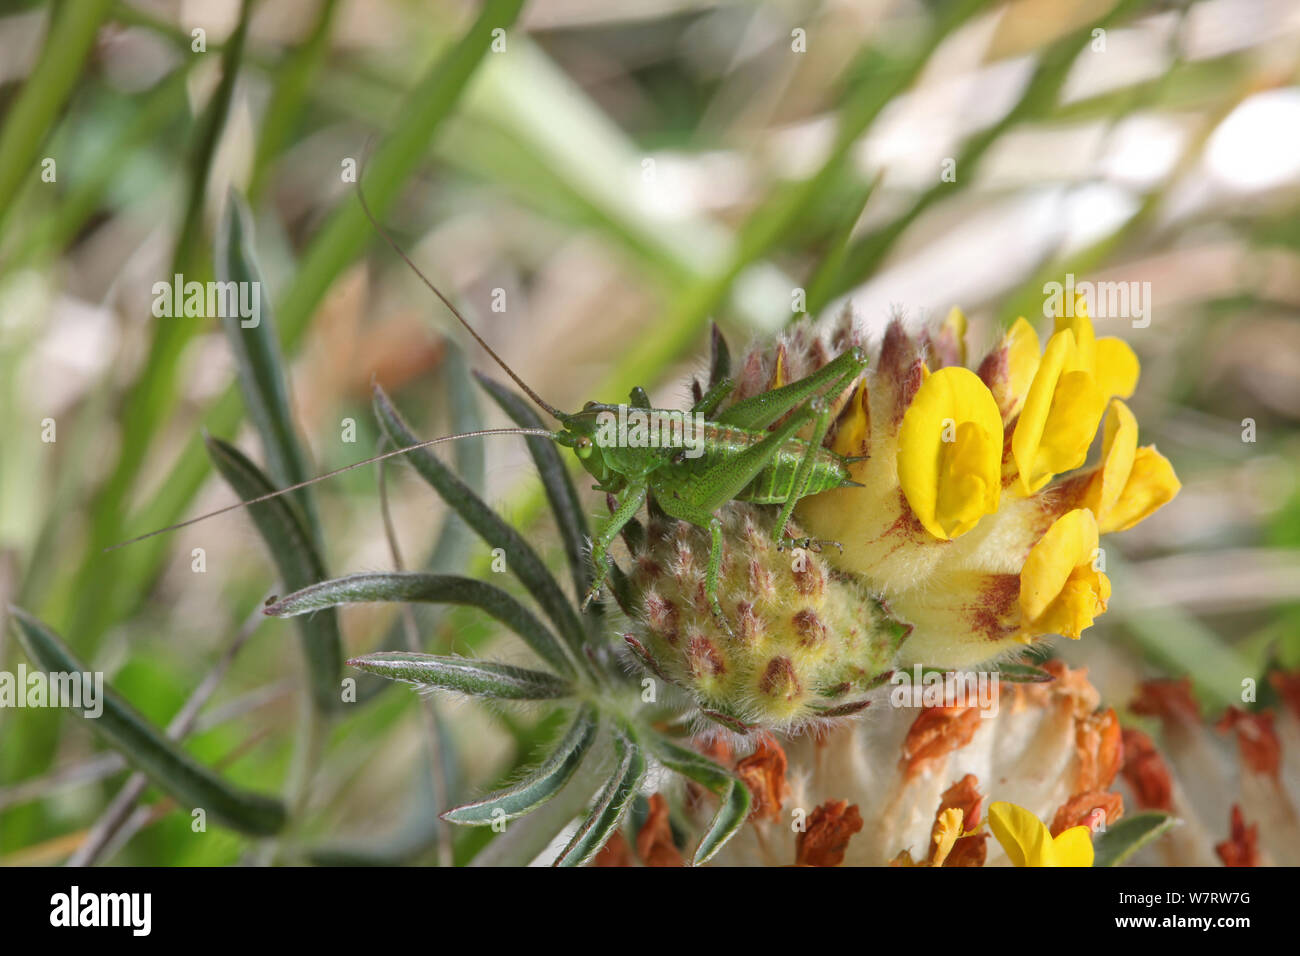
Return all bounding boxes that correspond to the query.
[1031,565,1111,639]
[929,807,965,867]
[1012,331,1106,495]
[1086,400,1138,520]
[1019,509,1107,637]
[1054,295,1096,371]
[897,367,1003,540]
[1051,825,1096,867]
[831,378,870,457]
[989,802,1054,867]
[1005,317,1041,401]
[1099,445,1181,533]
[1095,337,1139,399]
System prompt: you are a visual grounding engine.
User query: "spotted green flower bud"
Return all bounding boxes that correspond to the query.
[624,504,911,733]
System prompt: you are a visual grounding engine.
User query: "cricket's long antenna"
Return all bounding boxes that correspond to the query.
[354,174,564,421]
[105,428,555,553]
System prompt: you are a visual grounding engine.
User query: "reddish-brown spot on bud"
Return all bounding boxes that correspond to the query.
[642,592,680,645]
[736,735,789,822]
[748,558,775,601]
[686,632,726,679]
[1120,728,1174,812]
[758,656,802,702]
[795,800,864,866]
[735,600,761,645]
[1216,805,1260,867]
[791,608,826,646]
[1217,707,1280,777]
[792,559,824,598]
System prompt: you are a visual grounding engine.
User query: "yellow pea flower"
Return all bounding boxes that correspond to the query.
[1011,329,1107,495]
[989,801,1094,867]
[1054,295,1139,400]
[896,367,1003,540]
[1019,508,1110,639]
[1083,400,1182,533]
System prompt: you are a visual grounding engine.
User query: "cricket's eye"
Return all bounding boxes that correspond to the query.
[575,436,593,459]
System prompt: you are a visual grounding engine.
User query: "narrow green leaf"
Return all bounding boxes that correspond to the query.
[553,726,646,867]
[1094,812,1178,868]
[692,781,751,866]
[371,384,590,665]
[205,437,342,712]
[348,652,573,700]
[709,323,731,390]
[215,193,320,535]
[266,572,575,679]
[248,0,339,200]
[0,0,114,238]
[649,735,750,865]
[275,0,527,338]
[475,372,594,612]
[997,662,1056,684]
[8,607,286,836]
[443,705,599,825]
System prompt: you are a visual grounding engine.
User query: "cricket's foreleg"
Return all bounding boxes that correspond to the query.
[582,481,648,611]
[771,398,834,549]
[716,346,868,430]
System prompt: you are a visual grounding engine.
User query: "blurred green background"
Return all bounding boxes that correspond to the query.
[1,0,1298,865]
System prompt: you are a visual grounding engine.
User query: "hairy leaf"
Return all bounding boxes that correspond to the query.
[553,726,646,867]
[267,572,575,679]
[9,607,286,836]
[443,705,599,825]
[348,652,573,700]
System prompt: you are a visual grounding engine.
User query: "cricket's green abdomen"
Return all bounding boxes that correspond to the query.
[672,422,850,505]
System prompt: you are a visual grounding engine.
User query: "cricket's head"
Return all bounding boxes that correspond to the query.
[554,402,620,485]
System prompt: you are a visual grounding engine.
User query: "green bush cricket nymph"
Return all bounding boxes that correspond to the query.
[111,184,869,632]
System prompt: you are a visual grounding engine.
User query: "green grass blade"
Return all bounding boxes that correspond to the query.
[347,652,573,700]
[216,192,321,534]
[8,607,286,836]
[274,0,526,339]
[248,0,340,201]
[553,725,646,867]
[204,437,342,713]
[442,705,598,825]
[1093,812,1178,867]
[265,572,576,679]
[371,383,590,667]
[0,0,114,238]
[475,372,593,611]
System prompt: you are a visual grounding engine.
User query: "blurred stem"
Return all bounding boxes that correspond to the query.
[0,0,113,240]
[248,0,340,202]
[57,0,254,651]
